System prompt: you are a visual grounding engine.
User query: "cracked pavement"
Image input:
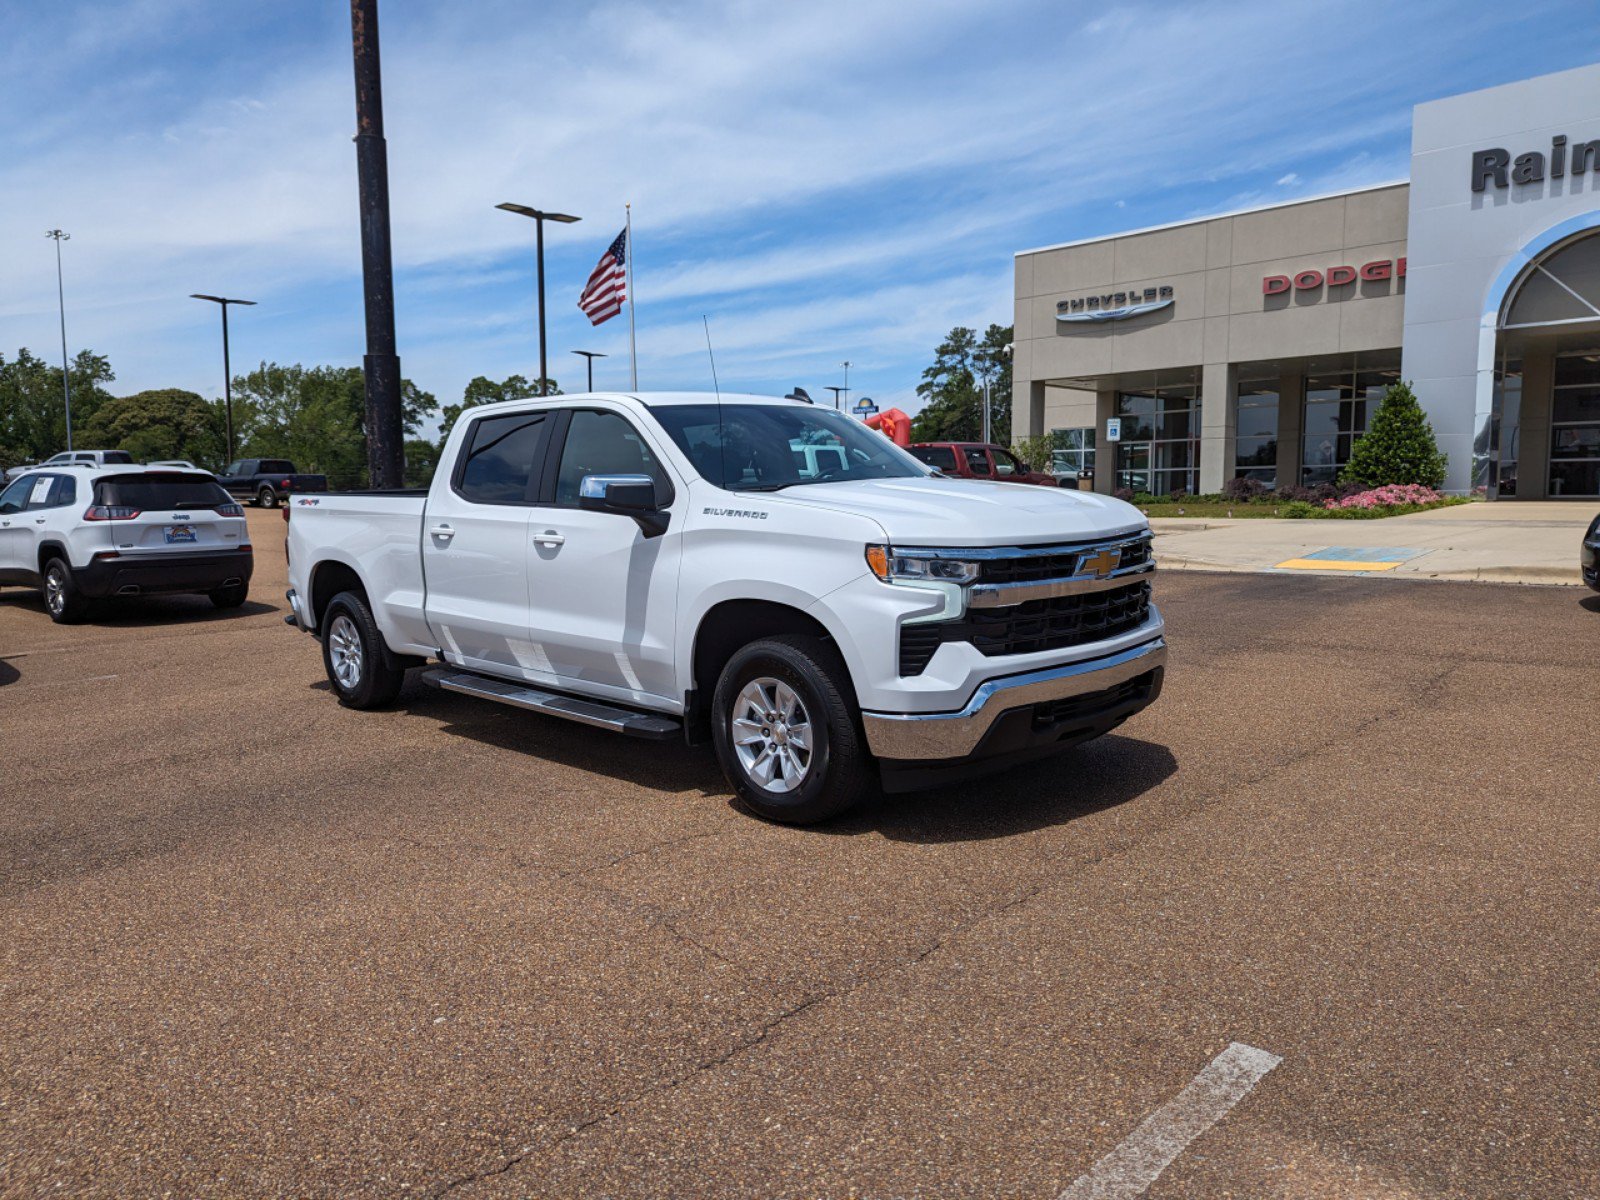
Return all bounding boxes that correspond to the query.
[2,509,1597,1198]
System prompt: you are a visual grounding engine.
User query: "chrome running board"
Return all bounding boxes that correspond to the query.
[421,668,681,741]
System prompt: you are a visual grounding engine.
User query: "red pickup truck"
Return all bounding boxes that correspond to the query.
[909,442,1061,486]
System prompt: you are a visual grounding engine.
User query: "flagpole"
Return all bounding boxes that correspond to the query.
[626,203,638,390]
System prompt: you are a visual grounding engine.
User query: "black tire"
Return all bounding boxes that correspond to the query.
[209,581,249,609]
[320,590,406,709]
[257,486,279,509]
[710,634,873,824]
[42,557,90,624]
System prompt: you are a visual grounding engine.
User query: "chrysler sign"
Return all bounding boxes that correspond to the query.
[1057,285,1174,323]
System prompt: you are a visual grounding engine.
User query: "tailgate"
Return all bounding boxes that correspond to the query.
[91,473,249,554]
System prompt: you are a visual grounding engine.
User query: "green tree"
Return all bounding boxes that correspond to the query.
[910,324,1012,443]
[0,348,115,468]
[1340,381,1448,489]
[81,389,227,468]
[232,362,437,488]
[404,438,441,487]
[438,374,552,444]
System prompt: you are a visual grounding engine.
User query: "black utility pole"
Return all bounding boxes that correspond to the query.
[572,349,606,392]
[350,0,404,488]
[496,203,580,395]
[191,294,256,462]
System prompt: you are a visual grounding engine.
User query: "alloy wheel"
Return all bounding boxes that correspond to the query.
[328,614,364,691]
[731,676,813,793]
[45,568,65,616]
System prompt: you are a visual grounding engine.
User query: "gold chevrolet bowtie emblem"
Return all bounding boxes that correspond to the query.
[1079,548,1120,578]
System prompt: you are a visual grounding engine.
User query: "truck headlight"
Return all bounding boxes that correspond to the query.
[865,544,980,585]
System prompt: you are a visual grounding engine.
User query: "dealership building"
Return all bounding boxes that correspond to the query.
[1012,63,1600,499]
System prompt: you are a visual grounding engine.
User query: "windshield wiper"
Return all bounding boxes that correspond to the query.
[730,482,798,492]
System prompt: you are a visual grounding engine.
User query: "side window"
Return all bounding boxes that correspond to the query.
[0,477,32,513]
[27,475,56,509]
[222,461,243,477]
[554,410,666,506]
[456,410,548,504]
[53,476,78,507]
[911,446,958,472]
[964,447,993,477]
[992,450,1022,477]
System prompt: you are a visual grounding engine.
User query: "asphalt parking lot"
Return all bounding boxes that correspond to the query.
[2,509,1597,1199]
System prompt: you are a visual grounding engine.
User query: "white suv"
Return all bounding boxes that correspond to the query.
[0,466,253,623]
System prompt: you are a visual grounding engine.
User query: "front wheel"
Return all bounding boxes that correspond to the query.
[711,635,872,824]
[320,590,406,709]
[257,486,279,509]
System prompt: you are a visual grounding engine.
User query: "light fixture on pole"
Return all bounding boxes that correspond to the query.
[571,349,607,392]
[824,386,846,410]
[191,294,256,463]
[496,203,580,396]
[45,230,74,450]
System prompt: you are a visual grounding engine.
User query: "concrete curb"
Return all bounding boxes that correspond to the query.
[1157,556,1584,587]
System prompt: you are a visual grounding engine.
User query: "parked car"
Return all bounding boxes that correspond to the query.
[4,449,136,483]
[217,459,329,508]
[0,466,252,622]
[284,392,1164,824]
[1583,512,1599,591]
[910,441,1061,486]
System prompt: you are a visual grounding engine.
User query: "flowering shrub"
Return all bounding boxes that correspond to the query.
[1323,484,1444,510]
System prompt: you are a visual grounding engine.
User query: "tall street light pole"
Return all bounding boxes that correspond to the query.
[840,360,851,411]
[350,0,405,488]
[497,204,580,396]
[572,349,606,392]
[45,230,73,450]
[190,295,256,463]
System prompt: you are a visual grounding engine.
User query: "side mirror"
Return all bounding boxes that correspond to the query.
[579,473,669,538]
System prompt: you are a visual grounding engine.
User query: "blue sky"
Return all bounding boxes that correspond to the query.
[3,0,1598,435]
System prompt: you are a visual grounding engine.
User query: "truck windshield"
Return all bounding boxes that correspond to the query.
[649,403,930,491]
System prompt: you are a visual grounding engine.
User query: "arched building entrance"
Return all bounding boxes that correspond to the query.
[1480,217,1600,499]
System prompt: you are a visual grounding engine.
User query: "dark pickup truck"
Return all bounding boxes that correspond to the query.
[218,459,329,508]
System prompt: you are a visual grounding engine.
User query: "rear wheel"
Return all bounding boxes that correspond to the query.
[321,590,406,709]
[209,581,249,609]
[711,635,872,824]
[42,557,90,625]
[257,485,279,508]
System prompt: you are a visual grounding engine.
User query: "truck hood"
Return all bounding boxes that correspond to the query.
[770,476,1147,546]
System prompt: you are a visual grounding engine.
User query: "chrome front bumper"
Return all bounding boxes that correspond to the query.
[860,636,1167,761]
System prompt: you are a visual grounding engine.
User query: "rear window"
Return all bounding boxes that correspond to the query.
[102,451,135,464]
[911,446,958,471]
[258,460,294,475]
[95,475,232,509]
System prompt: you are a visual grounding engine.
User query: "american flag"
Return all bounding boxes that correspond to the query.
[578,228,628,325]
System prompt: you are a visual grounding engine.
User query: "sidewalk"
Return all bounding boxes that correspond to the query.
[1148,501,1595,585]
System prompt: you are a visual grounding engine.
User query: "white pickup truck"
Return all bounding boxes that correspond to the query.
[285,392,1165,823]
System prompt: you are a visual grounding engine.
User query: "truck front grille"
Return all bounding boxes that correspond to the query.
[896,580,1152,675]
[976,536,1151,585]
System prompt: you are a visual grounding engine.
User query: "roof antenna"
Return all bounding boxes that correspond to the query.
[702,315,721,399]
[704,315,727,489]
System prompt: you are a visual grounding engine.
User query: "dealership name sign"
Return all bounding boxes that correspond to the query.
[1057,285,1174,323]
[1472,135,1600,190]
[1262,257,1406,295]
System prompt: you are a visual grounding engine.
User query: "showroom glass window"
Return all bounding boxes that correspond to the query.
[1049,427,1095,481]
[1116,382,1200,495]
[1234,378,1279,487]
[1549,351,1600,497]
[1301,364,1400,485]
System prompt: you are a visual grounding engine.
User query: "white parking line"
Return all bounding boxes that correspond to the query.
[1059,1042,1282,1199]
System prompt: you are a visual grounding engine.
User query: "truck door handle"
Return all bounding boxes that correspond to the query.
[532,530,565,546]
[429,524,455,541]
